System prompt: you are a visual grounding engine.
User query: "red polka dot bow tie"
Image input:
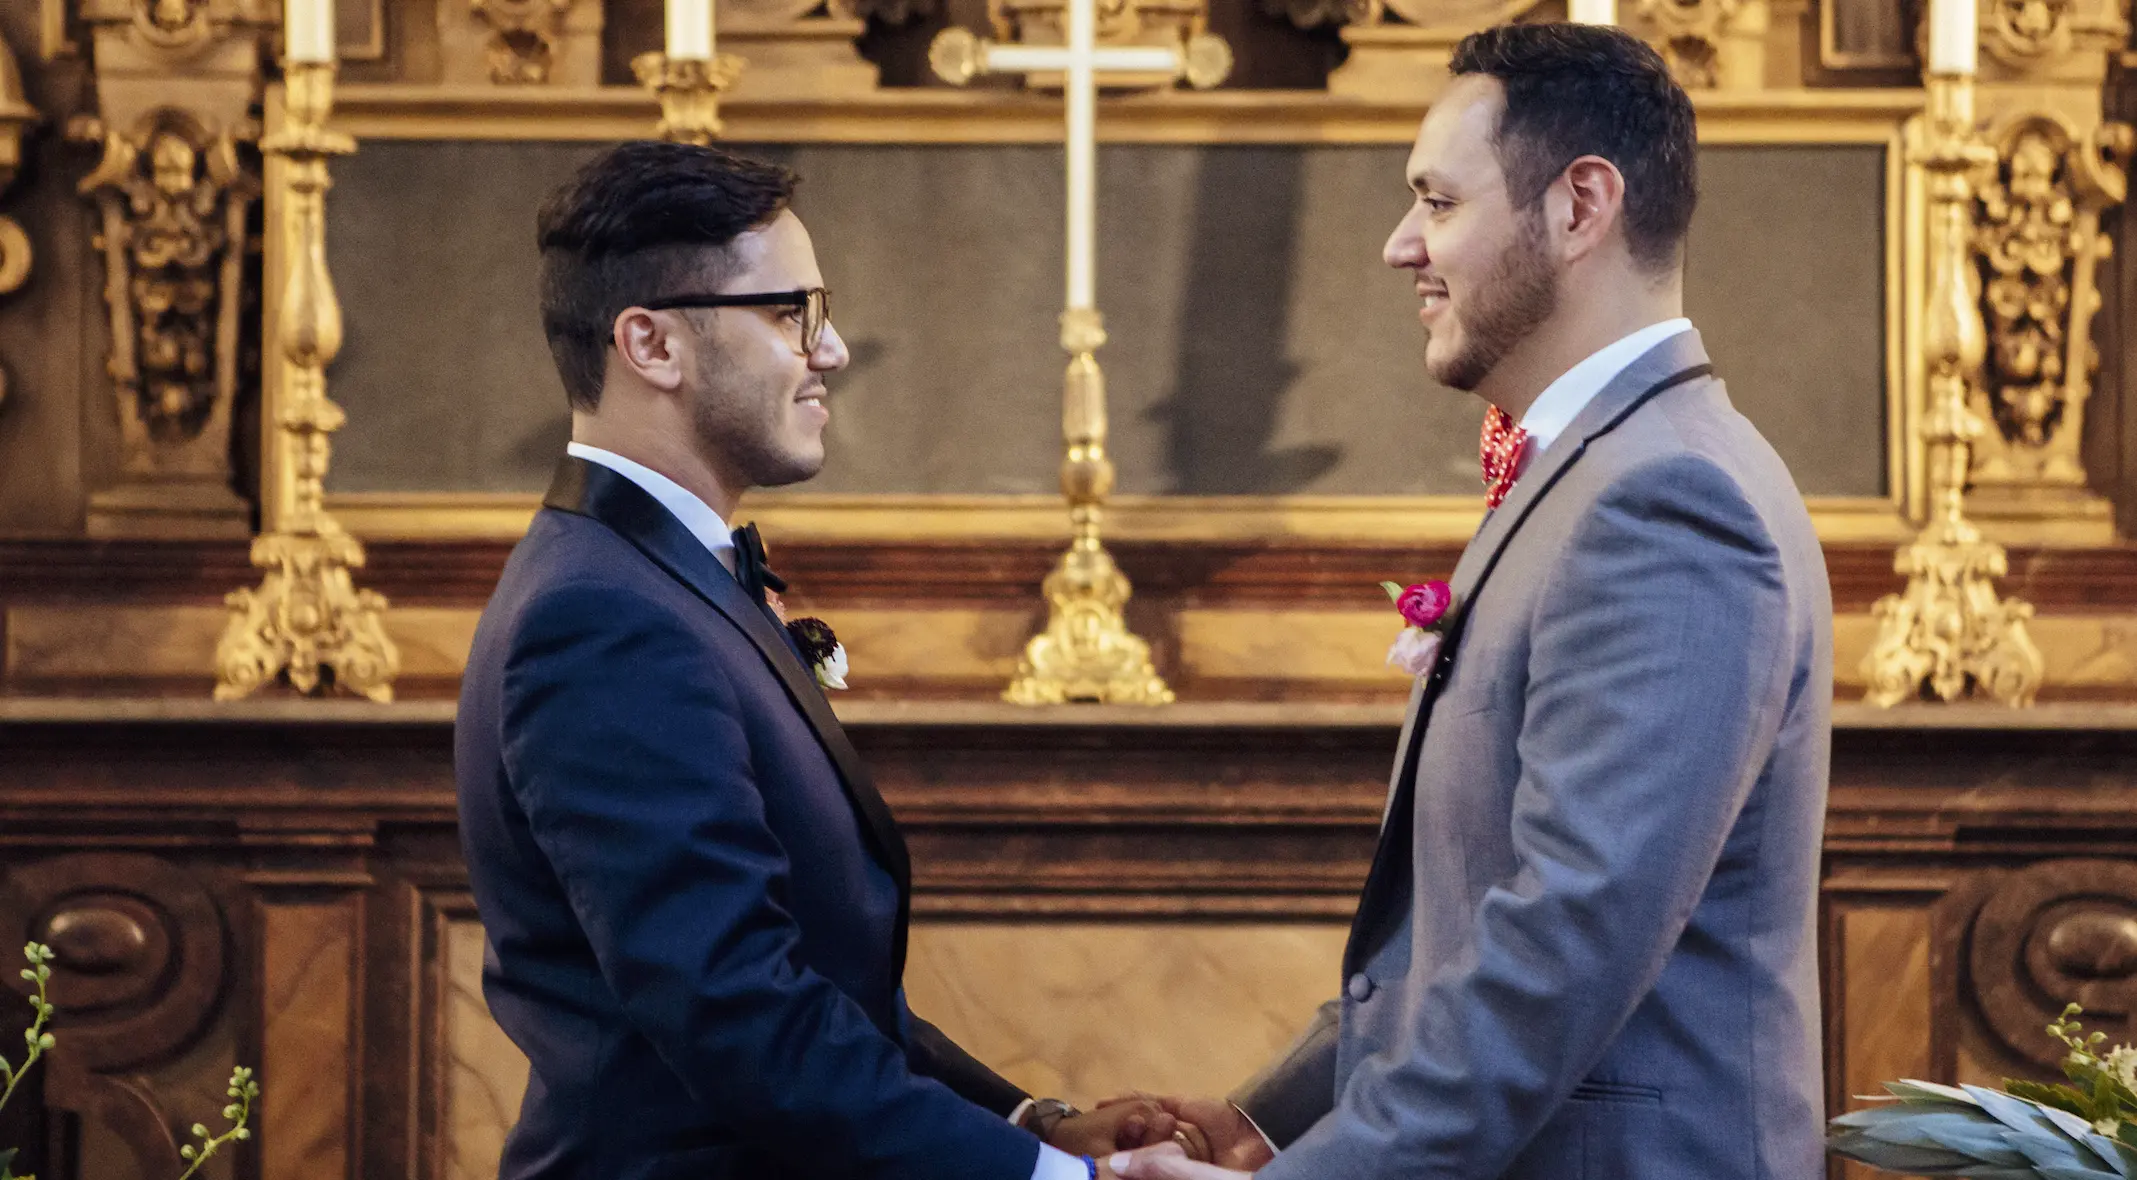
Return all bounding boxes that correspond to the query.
[1480,406,1530,510]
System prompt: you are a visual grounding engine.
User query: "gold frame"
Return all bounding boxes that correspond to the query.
[276,87,1936,546]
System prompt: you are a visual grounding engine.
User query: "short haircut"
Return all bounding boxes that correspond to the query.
[1450,23,1698,272]
[535,141,798,410]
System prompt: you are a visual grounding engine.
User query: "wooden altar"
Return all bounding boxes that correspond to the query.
[1,694,2134,1180]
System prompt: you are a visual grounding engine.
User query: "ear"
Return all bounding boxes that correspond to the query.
[611,307,689,393]
[1554,155,1626,264]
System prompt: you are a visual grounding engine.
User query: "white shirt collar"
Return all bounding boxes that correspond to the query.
[565,442,737,572]
[1517,318,1693,455]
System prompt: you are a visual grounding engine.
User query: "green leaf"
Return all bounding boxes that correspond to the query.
[1379,581,1404,604]
[2010,1079,2095,1120]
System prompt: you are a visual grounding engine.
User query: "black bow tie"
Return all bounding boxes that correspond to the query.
[730,523,788,606]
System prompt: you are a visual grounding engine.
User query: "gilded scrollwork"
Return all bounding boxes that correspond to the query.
[467,0,574,83]
[1969,114,2130,490]
[76,109,257,473]
[0,37,40,414]
[1630,0,1770,89]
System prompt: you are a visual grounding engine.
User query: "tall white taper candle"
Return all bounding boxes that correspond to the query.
[667,0,714,62]
[1927,0,1977,74]
[1065,0,1096,309]
[1567,0,1615,26]
[285,0,335,62]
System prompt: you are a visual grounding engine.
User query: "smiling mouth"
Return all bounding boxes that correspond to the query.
[796,387,826,409]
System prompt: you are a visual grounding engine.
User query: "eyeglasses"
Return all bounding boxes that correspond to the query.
[641,287,831,354]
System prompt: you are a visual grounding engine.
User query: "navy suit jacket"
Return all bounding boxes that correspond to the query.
[455,457,1044,1180]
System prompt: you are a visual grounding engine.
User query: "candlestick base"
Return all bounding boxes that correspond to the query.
[1004,311,1173,706]
[216,531,400,702]
[632,52,745,145]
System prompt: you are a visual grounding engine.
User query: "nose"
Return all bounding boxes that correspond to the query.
[811,319,850,373]
[1385,200,1429,270]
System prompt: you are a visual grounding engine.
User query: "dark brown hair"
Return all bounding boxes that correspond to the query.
[1451,23,1698,272]
[535,141,798,410]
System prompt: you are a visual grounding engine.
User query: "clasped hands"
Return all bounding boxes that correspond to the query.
[1047,1094,1274,1179]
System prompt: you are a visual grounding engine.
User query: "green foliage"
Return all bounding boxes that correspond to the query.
[0,943,257,1180]
[1830,1004,2137,1178]
[175,1067,259,1180]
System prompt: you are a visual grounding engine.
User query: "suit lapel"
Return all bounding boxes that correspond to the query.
[1343,331,1716,972]
[542,458,917,969]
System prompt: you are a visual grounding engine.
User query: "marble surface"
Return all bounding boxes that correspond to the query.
[444,917,532,1180]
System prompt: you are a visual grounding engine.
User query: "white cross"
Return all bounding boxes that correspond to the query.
[931,5,1228,312]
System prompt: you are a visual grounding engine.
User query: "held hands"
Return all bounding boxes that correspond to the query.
[1108,1141,1255,1180]
[1044,1098,1179,1158]
[1094,1094,1274,1171]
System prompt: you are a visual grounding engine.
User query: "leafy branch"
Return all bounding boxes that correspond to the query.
[176,1067,258,1180]
[0,944,54,1116]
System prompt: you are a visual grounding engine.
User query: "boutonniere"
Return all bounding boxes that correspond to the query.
[766,591,849,691]
[1381,579,1454,679]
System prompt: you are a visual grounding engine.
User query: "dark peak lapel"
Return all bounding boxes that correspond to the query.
[540,458,916,956]
[1447,328,1714,603]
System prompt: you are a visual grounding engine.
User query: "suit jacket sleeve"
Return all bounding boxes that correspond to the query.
[905,1010,1029,1117]
[1261,454,1795,1180]
[1230,998,1341,1149]
[500,581,1041,1180]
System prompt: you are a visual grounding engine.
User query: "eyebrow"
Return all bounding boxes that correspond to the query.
[1408,169,1448,195]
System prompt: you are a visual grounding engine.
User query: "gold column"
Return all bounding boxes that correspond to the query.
[213,63,399,702]
[1861,74,2043,708]
[1002,309,1173,705]
[631,53,745,145]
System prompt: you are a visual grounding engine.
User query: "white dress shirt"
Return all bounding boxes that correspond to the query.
[1515,318,1693,457]
[564,443,1088,1180]
[565,443,738,574]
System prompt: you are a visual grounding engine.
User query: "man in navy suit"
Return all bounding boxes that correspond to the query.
[456,142,1166,1180]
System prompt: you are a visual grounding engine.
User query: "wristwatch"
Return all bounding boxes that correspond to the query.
[1020,1096,1081,1141]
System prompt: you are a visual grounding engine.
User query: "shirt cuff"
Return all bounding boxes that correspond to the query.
[1033,1143,1092,1180]
[1007,1098,1036,1129]
[1232,1102,1280,1158]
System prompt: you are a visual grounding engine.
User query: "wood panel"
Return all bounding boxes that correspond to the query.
[1,701,2136,1177]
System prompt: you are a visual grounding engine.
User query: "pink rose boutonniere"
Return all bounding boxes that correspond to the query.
[1382,579,1454,679]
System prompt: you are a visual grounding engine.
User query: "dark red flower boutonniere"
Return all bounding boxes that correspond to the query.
[765,591,849,691]
[1381,579,1454,679]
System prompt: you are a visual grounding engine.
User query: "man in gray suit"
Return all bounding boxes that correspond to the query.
[1111,22,1831,1180]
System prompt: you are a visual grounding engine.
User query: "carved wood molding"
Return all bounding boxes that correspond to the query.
[1964,857,2137,1068]
[0,852,228,1178]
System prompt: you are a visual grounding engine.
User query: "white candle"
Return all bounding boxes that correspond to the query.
[1064,0,1095,309]
[284,0,335,62]
[1567,0,1614,25]
[1927,0,1977,74]
[666,0,713,62]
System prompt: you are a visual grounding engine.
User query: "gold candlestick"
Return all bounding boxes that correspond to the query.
[632,53,745,145]
[1003,309,1173,705]
[214,62,399,702]
[1861,74,2043,708]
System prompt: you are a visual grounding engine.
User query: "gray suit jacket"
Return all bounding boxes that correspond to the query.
[1236,330,1830,1180]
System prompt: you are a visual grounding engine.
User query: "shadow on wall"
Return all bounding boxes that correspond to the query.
[1153,147,1341,494]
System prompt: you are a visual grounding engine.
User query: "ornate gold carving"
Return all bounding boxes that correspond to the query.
[1968,115,2129,492]
[76,0,267,537]
[1863,76,2043,708]
[469,0,572,83]
[987,0,1222,89]
[0,37,39,413]
[215,62,398,702]
[1629,0,1772,89]
[1005,309,1174,705]
[77,111,256,473]
[631,52,745,145]
[442,0,603,86]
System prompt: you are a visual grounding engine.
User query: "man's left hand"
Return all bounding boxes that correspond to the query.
[1109,1142,1254,1179]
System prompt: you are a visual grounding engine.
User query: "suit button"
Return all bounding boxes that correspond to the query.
[1346,973,1374,1002]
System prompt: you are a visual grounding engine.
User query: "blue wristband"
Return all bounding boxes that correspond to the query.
[1082,1156,1099,1180]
